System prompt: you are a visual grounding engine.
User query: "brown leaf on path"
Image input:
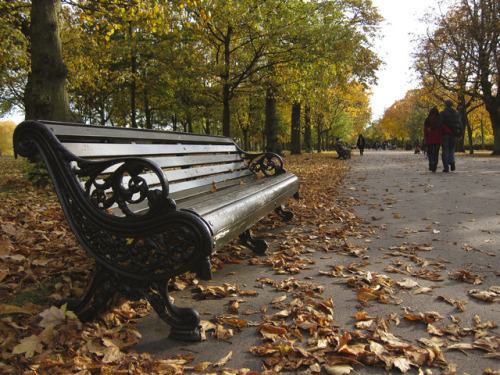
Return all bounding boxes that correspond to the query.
[397,278,419,289]
[449,270,484,285]
[393,356,412,373]
[215,351,233,366]
[427,324,444,336]
[193,361,212,371]
[468,288,500,303]
[353,311,376,320]
[413,269,443,281]
[220,317,248,328]
[324,364,354,374]
[227,299,245,314]
[270,294,287,304]
[413,286,434,295]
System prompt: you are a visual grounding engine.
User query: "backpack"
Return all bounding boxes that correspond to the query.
[452,125,462,137]
[442,108,462,137]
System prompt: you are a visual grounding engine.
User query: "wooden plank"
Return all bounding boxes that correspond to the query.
[112,174,258,215]
[148,154,244,169]
[163,162,249,182]
[179,173,297,215]
[168,170,253,196]
[63,142,239,158]
[42,121,234,145]
[83,167,254,200]
[94,155,245,177]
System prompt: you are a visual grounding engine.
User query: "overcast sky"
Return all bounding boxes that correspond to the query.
[370,0,437,120]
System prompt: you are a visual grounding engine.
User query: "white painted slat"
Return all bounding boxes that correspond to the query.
[43,121,234,145]
[148,154,244,168]
[64,142,238,158]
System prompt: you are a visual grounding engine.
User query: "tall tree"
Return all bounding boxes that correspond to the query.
[24,0,72,121]
[197,0,302,137]
[415,0,500,154]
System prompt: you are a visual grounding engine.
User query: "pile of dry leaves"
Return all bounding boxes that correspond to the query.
[1,154,499,374]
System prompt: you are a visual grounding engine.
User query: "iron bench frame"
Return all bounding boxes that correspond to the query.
[13,120,300,341]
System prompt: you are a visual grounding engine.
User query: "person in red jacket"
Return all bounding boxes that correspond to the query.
[424,107,442,172]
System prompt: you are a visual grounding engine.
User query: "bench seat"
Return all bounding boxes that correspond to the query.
[13,120,299,341]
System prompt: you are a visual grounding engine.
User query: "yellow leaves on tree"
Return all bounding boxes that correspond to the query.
[0,121,16,156]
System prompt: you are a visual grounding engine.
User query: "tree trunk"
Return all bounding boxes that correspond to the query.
[144,89,152,129]
[222,83,231,137]
[171,114,178,132]
[456,96,466,153]
[24,0,71,121]
[130,23,137,128]
[304,104,312,152]
[485,100,500,155]
[221,26,233,137]
[99,103,106,126]
[242,126,249,150]
[204,118,211,135]
[265,87,280,154]
[290,100,301,154]
[316,114,323,153]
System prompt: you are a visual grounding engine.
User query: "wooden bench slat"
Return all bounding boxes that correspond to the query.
[44,121,235,145]
[127,174,258,214]
[64,142,239,158]
[169,169,253,195]
[164,162,249,182]
[89,160,250,187]
[148,154,244,169]
[100,169,255,215]
[187,173,300,249]
[180,172,297,215]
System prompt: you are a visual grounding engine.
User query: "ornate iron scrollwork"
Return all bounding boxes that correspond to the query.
[240,151,285,176]
[75,157,174,217]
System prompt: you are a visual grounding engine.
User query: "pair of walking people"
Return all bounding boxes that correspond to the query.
[424,100,462,173]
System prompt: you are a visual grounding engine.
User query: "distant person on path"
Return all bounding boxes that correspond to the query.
[435,99,462,172]
[356,134,366,155]
[424,107,442,172]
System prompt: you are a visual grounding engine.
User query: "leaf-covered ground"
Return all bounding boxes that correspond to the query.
[0,154,499,374]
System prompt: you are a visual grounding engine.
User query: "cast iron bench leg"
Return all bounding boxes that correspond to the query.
[275,205,293,222]
[239,229,268,254]
[144,281,201,342]
[57,264,119,321]
[58,264,201,341]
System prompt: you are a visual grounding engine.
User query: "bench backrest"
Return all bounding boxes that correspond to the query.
[35,121,257,211]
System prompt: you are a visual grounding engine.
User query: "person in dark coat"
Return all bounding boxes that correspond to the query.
[435,99,462,172]
[424,107,442,172]
[356,134,366,155]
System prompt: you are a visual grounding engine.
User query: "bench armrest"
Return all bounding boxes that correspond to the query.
[239,150,285,175]
[76,157,174,217]
[13,120,174,218]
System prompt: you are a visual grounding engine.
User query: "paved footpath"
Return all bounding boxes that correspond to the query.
[134,150,500,374]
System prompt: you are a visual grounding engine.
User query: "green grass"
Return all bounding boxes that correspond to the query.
[6,281,58,308]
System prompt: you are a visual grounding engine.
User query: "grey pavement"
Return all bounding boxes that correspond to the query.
[134,150,500,374]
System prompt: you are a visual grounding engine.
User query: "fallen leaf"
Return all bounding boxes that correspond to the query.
[324,364,354,375]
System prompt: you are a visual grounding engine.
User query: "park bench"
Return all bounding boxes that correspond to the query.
[333,144,351,159]
[13,120,300,341]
